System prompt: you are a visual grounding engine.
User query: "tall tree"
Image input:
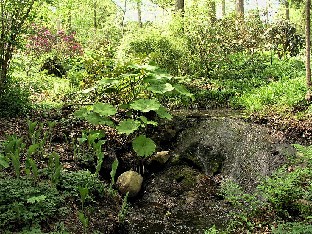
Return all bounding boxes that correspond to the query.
[175,0,184,14]
[235,0,244,19]
[305,0,312,101]
[208,0,216,23]
[285,0,290,20]
[137,0,142,28]
[0,0,37,91]
[221,0,225,17]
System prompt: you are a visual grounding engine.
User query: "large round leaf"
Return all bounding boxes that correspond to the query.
[116,119,141,135]
[93,103,117,116]
[132,135,156,157]
[147,83,174,94]
[155,106,173,120]
[130,99,161,112]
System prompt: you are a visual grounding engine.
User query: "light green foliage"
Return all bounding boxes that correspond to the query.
[132,135,156,157]
[109,159,119,190]
[116,119,141,135]
[48,152,62,185]
[118,192,129,223]
[74,64,188,157]
[130,99,161,112]
[78,186,89,210]
[273,222,312,234]
[0,176,63,232]
[78,211,89,233]
[221,144,312,232]
[58,170,106,201]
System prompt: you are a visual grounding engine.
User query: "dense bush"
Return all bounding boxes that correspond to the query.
[265,20,304,59]
[118,29,183,75]
[0,176,63,231]
[0,79,31,117]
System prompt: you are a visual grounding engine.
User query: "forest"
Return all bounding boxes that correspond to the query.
[1,0,312,233]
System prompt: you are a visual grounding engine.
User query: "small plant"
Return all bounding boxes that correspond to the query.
[3,134,26,178]
[48,152,62,185]
[78,211,89,234]
[118,192,129,223]
[109,159,119,191]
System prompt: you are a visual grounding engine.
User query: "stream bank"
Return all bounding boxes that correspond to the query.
[125,109,297,233]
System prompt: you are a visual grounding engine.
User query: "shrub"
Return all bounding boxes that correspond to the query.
[0,176,63,231]
[0,78,30,117]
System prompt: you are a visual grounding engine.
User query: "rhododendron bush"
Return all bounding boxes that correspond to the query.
[26,24,83,58]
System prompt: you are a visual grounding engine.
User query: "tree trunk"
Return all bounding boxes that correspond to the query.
[285,0,290,21]
[175,0,184,15]
[221,0,225,17]
[137,0,142,28]
[235,0,244,19]
[93,0,97,31]
[121,0,127,34]
[306,0,312,102]
[208,0,216,23]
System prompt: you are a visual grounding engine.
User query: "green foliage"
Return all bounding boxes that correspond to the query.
[109,159,119,191]
[132,135,156,157]
[119,29,183,75]
[273,222,312,234]
[234,76,307,113]
[221,144,312,232]
[0,176,63,232]
[0,79,30,117]
[57,170,106,201]
[265,21,304,59]
[118,192,129,223]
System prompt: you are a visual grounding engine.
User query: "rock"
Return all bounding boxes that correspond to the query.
[147,151,170,168]
[116,171,143,197]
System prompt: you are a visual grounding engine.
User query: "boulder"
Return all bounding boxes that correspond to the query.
[116,171,143,197]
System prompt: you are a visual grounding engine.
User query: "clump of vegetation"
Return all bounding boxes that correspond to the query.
[220,144,312,233]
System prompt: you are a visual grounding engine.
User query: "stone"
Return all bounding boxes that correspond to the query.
[116,171,143,197]
[149,151,170,165]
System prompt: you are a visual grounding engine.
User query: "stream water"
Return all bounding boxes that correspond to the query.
[126,110,296,233]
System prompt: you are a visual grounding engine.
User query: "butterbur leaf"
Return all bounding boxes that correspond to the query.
[74,108,89,118]
[147,83,174,94]
[93,103,117,116]
[130,99,161,112]
[173,84,195,101]
[155,106,173,120]
[84,112,102,125]
[139,116,158,126]
[132,135,156,157]
[99,78,119,85]
[116,119,141,135]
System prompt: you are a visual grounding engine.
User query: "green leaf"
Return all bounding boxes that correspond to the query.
[27,144,39,156]
[155,106,173,120]
[0,154,9,168]
[93,103,117,116]
[110,159,119,186]
[74,108,90,118]
[98,78,119,85]
[84,112,102,125]
[147,83,174,94]
[130,99,161,112]
[116,119,141,135]
[139,116,158,126]
[173,84,195,101]
[132,135,156,157]
[27,195,46,204]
